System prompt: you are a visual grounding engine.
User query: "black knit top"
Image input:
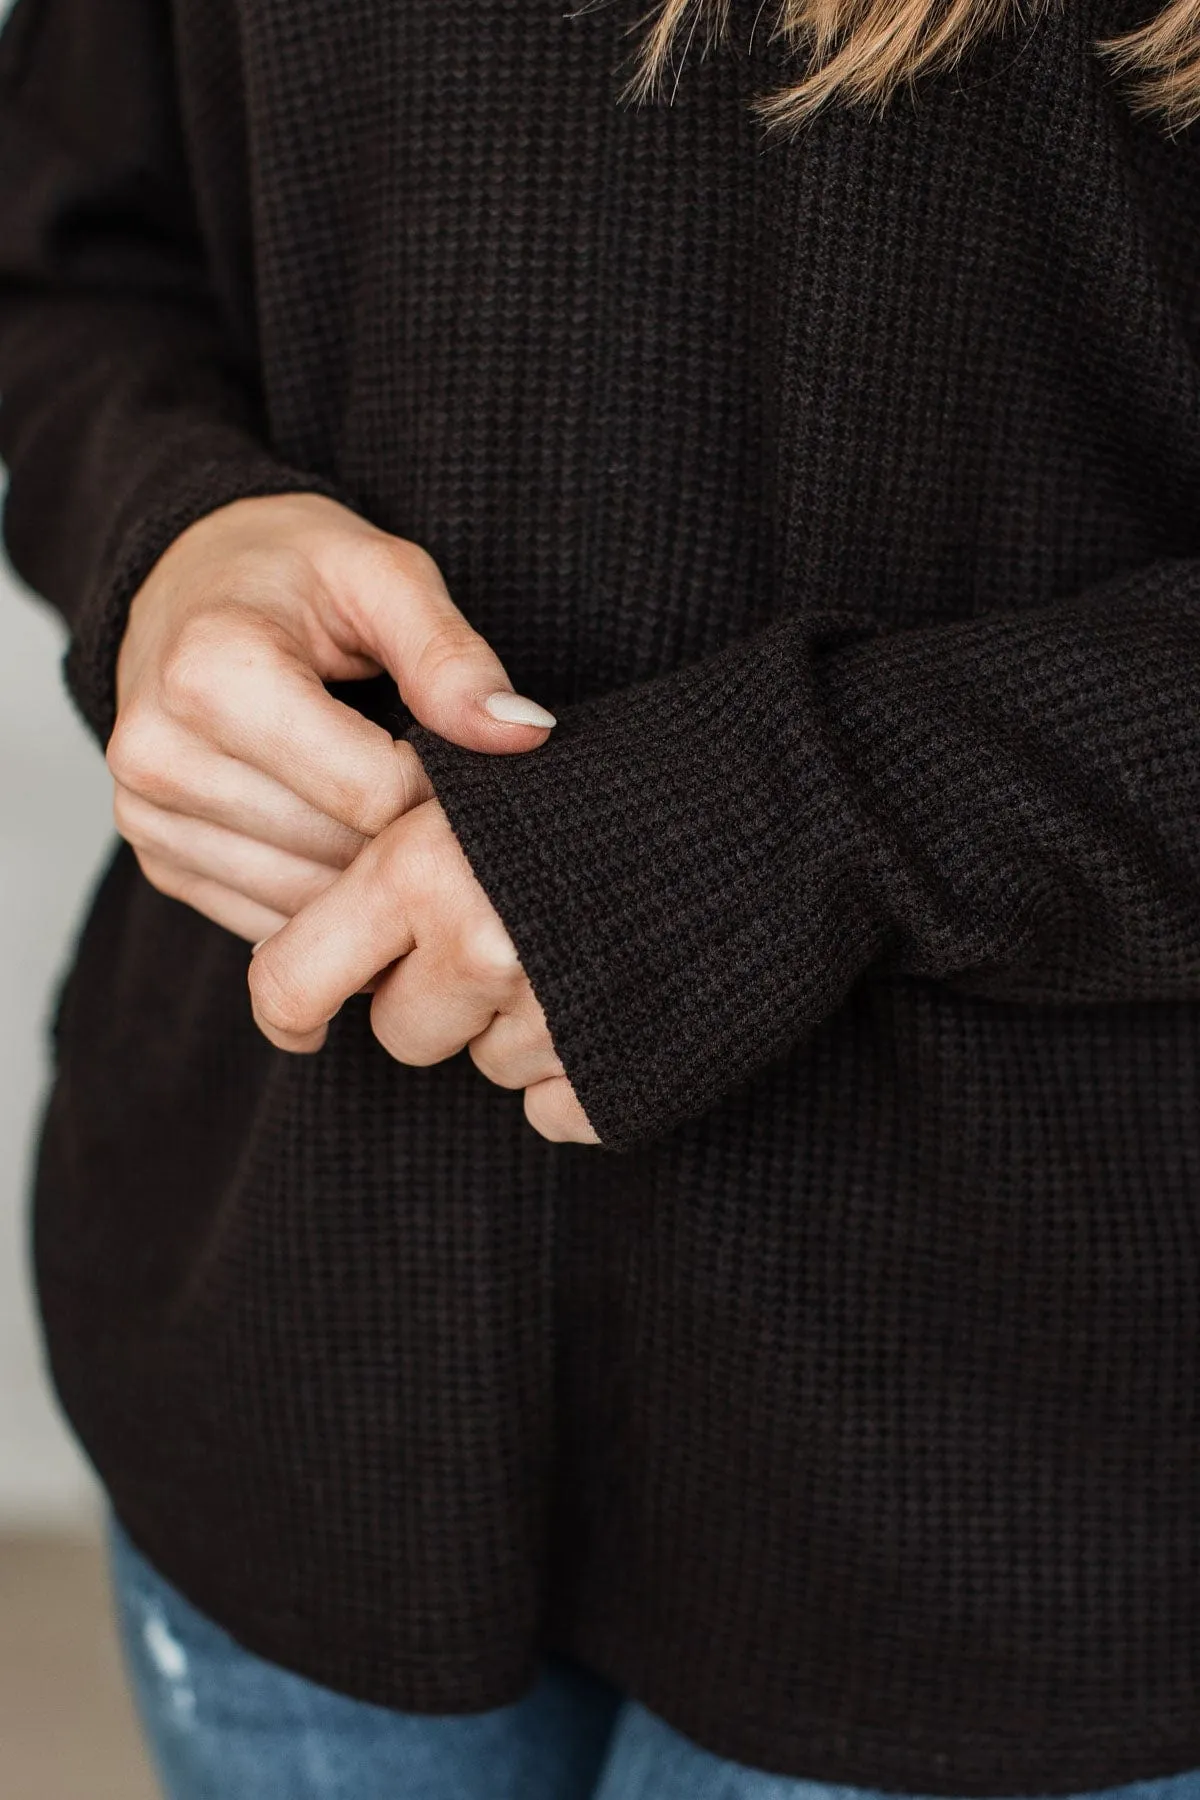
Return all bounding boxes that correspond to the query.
[3,0,1200,1788]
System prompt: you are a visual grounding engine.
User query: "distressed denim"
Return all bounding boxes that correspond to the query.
[110,1521,1200,1800]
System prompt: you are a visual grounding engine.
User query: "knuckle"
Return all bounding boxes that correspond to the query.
[366,815,445,920]
[323,771,388,839]
[106,707,169,796]
[159,630,220,719]
[373,533,441,594]
[467,1035,522,1089]
[335,746,419,839]
[413,619,488,695]
[369,997,435,1068]
[352,534,444,630]
[311,738,421,841]
[457,915,520,986]
[247,953,315,1037]
[397,538,441,589]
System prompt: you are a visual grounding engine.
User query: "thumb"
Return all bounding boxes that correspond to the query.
[352,539,556,753]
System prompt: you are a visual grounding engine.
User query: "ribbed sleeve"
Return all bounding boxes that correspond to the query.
[0,0,343,744]
[413,559,1200,1149]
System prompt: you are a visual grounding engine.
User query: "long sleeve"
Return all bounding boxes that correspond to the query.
[411,557,1200,1150]
[0,0,343,744]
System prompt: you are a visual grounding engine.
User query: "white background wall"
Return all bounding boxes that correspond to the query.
[0,553,113,1526]
[0,0,98,1532]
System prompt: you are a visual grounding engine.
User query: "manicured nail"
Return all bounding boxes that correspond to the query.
[483,691,557,728]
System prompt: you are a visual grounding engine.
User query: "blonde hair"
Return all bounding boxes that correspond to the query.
[627,0,1200,131]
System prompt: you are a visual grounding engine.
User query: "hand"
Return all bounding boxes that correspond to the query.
[108,492,556,943]
[247,796,600,1145]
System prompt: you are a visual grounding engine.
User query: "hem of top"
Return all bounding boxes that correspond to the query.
[105,1505,543,1709]
[104,1509,1200,1798]
[552,1616,1200,1797]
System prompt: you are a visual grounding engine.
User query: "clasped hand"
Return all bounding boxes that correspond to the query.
[108,493,598,1145]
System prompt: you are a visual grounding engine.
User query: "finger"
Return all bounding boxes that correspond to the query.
[248,814,419,1050]
[136,852,290,947]
[369,919,523,1067]
[468,1003,564,1090]
[346,539,558,754]
[116,792,343,919]
[523,1077,600,1145]
[146,613,433,836]
[110,724,368,867]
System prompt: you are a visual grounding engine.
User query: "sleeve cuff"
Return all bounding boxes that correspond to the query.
[409,621,883,1150]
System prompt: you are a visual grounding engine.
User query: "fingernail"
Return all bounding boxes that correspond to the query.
[483,691,557,729]
[251,939,268,955]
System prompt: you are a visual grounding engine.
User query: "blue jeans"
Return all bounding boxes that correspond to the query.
[110,1521,1200,1800]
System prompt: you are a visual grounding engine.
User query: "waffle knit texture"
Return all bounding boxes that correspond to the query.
[3,0,1200,1789]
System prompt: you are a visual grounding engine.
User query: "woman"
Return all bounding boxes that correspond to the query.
[3,0,1200,1794]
